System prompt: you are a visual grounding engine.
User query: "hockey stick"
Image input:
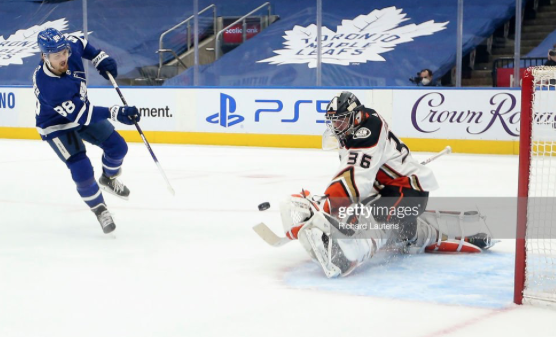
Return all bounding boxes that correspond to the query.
[253,223,291,247]
[420,146,452,165]
[106,73,175,196]
[253,146,453,247]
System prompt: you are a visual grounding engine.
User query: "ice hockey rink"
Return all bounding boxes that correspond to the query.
[1,138,555,337]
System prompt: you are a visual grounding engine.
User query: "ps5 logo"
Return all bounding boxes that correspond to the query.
[206,93,245,127]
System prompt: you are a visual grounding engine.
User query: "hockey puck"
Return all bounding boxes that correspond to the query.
[258,202,271,211]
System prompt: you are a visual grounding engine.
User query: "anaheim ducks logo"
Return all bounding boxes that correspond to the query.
[353,127,371,139]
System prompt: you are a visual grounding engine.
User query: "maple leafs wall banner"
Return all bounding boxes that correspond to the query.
[258,7,448,68]
[0,19,84,67]
[0,0,518,86]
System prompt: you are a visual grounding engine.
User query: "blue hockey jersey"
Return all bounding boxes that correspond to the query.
[32,35,111,140]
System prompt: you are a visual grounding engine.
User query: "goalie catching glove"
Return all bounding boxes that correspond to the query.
[281,190,324,240]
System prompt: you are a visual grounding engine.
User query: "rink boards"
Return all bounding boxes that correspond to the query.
[0,86,522,154]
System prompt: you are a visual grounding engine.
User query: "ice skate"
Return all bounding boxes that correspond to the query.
[92,203,116,234]
[99,173,130,200]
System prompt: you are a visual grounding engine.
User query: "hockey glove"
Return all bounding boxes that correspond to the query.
[110,106,140,125]
[280,190,332,240]
[92,51,118,80]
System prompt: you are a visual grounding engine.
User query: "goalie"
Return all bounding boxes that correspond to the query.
[280,92,496,278]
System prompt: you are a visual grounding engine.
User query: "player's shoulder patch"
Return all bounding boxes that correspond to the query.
[345,109,383,149]
[65,34,78,43]
[353,127,371,139]
[65,34,87,50]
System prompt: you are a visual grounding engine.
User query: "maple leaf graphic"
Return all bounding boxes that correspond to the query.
[258,6,448,68]
[0,18,85,67]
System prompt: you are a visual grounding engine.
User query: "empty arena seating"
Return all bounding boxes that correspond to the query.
[0,0,520,86]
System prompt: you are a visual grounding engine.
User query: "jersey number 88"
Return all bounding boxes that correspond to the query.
[54,101,76,117]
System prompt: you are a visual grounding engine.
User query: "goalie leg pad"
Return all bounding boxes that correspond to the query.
[298,220,383,278]
[298,227,341,278]
[409,210,498,253]
[426,239,483,253]
[334,234,376,276]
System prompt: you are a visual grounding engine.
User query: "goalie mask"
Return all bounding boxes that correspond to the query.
[325,91,363,142]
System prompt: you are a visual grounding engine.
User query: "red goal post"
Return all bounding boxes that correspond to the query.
[515,66,556,306]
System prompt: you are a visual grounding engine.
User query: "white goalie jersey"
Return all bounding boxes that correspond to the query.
[323,107,439,214]
[271,100,496,278]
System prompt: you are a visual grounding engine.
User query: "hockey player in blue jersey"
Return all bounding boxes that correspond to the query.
[33,27,141,234]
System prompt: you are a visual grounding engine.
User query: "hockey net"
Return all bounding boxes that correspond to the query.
[515,66,556,305]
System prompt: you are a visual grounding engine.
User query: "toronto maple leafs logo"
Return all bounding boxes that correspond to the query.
[0,18,84,67]
[258,6,448,68]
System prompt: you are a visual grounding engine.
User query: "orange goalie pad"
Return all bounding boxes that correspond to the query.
[425,240,482,253]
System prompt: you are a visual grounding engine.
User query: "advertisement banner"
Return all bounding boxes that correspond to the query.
[195,88,370,135]
[0,87,182,132]
[222,19,261,44]
[392,89,521,141]
[87,88,180,132]
[0,89,20,127]
[531,89,556,142]
[8,87,553,149]
[0,87,36,128]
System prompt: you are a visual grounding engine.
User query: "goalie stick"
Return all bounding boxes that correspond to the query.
[253,146,452,247]
[420,146,451,165]
[107,73,175,196]
[253,223,291,247]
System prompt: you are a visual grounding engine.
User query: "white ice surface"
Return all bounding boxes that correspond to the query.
[0,139,554,337]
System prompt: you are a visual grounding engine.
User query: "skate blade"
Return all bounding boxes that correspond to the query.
[100,185,130,201]
[103,223,116,234]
